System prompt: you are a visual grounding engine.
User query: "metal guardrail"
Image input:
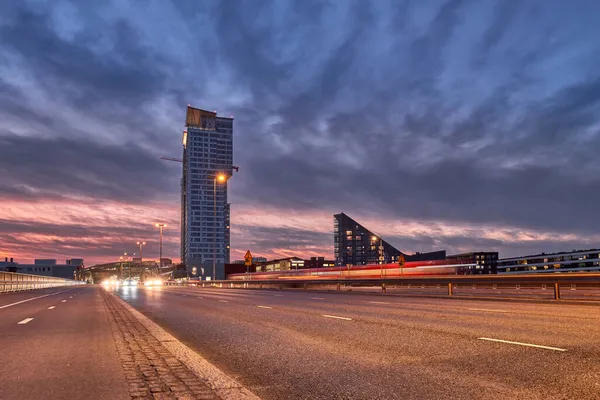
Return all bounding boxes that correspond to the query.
[0,271,83,293]
[165,273,600,301]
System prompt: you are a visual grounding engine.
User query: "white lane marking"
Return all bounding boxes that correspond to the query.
[17,318,34,325]
[61,300,67,303]
[182,295,187,297]
[47,306,55,310]
[322,314,353,321]
[469,308,509,313]
[368,301,391,305]
[273,294,284,297]
[257,305,272,309]
[69,296,73,299]
[219,300,228,303]
[310,297,324,300]
[0,288,72,310]
[196,296,204,299]
[478,337,566,352]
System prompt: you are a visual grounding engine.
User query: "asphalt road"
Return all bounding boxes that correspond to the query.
[112,285,600,400]
[0,286,129,400]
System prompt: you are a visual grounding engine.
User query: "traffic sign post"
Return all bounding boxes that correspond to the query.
[244,250,253,274]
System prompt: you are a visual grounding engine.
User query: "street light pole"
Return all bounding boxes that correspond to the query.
[213,173,226,281]
[371,236,384,279]
[380,237,384,278]
[155,224,166,277]
[137,241,146,276]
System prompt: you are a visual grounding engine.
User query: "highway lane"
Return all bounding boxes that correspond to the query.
[113,286,600,400]
[0,287,77,308]
[0,286,129,400]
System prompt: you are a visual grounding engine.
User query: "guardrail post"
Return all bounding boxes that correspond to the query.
[304,283,308,291]
[554,282,561,300]
[336,282,340,291]
[381,283,386,294]
[448,283,454,297]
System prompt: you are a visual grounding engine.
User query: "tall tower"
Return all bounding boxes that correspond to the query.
[181,106,233,279]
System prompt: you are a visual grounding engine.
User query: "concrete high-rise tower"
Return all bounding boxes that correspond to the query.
[181,106,233,279]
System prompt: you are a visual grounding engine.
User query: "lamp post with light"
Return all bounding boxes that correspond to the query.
[213,173,227,281]
[371,235,384,279]
[155,224,166,277]
[137,241,146,275]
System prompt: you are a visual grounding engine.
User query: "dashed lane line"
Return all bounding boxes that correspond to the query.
[219,300,229,303]
[478,337,566,352]
[322,314,353,321]
[368,301,391,305]
[257,306,272,309]
[61,300,67,303]
[310,297,325,300]
[17,318,34,325]
[47,306,55,310]
[0,288,73,310]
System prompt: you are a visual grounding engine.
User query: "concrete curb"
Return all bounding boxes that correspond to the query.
[110,292,261,400]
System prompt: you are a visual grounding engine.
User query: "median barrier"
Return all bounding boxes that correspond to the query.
[165,273,600,301]
[0,271,83,293]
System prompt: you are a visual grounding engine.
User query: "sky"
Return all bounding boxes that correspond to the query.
[2,0,600,266]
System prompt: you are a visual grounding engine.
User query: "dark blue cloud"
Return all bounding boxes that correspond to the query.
[2,0,600,262]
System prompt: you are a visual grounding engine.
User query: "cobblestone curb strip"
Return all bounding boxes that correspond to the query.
[103,291,260,400]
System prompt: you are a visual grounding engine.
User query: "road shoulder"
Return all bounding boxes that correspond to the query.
[104,290,260,400]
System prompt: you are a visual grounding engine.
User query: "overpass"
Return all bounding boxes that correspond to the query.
[1,272,600,399]
[76,261,180,284]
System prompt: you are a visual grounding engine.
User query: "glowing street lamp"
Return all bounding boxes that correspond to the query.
[136,241,146,265]
[213,173,228,281]
[371,235,384,279]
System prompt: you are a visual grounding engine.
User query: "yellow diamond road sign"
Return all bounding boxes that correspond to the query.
[244,250,253,266]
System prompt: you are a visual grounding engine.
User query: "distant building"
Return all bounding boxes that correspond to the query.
[0,257,17,272]
[232,256,266,264]
[224,263,256,277]
[34,259,56,265]
[256,257,305,272]
[333,213,446,267]
[498,249,600,274]
[181,106,234,279]
[160,258,173,266]
[448,252,498,274]
[4,258,83,279]
[304,257,336,269]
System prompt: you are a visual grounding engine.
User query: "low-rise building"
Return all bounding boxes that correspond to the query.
[498,249,600,274]
[304,257,336,269]
[6,258,84,279]
[0,257,17,272]
[256,257,305,272]
[448,252,498,274]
